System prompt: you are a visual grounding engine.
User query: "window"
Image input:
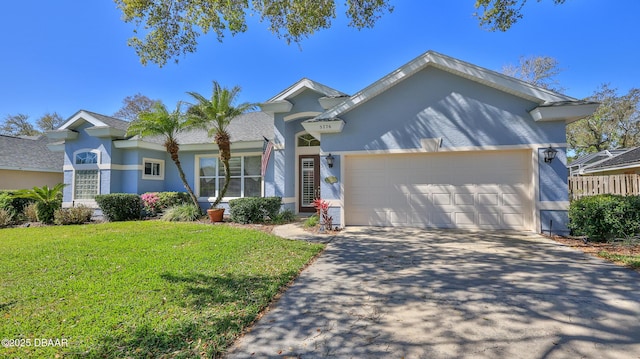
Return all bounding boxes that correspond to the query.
[142,158,164,180]
[297,133,320,147]
[197,155,262,198]
[74,170,99,199]
[73,150,100,200]
[75,151,98,164]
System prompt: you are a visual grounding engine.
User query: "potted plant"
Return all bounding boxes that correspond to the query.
[207,207,225,222]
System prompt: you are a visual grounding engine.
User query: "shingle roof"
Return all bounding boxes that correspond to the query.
[79,110,130,131]
[139,112,273,145]
[587,147,640,170]
[0,135,63,172]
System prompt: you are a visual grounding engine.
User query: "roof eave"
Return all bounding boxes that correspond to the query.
[529,102,600,123]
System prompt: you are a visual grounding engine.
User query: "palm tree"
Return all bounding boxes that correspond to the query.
[186,81,255,207]
[13,183,65,223]
[126,102,201,211]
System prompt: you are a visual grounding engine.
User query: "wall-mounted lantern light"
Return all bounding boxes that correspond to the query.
[543,147,558,163]
[325,153,335,168]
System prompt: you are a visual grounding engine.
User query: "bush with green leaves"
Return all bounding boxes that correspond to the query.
[569,194,640,242]
[272,209,297,224]
[11,184,64,224]
[229,197,282,224]
[54,205,94,225]
[303,214,319,228]
[161,204,202,222]
[23,202,38,222]
[0,208,12,228]
[156,191,191,209]
[0,192,16,221]
[95,193,143,222]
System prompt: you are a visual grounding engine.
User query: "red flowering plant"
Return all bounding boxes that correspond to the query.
[312,198,333,231]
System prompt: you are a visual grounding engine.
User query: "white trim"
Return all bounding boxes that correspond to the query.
[0,166,62,173]
[142,158,165,180]
[45,129,78,140]
[59,110,108,130]
[538,201,569,211]
[329,143,567,156]
[529,103,600,124]
[284,111,322,122]
[64,163,141,171]
[532,149,541,233]
[114,140,165,151]
[113,139,264,152]
[85,126,127,138]
[194,153,264,200]
[294,130,320,214]
[267,78,346,102]
[282,197,296,204]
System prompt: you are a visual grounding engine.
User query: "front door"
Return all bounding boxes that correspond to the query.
[299,155,320,212]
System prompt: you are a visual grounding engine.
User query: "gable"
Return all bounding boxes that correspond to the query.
[314,50,597,123]
[319,66,567,152]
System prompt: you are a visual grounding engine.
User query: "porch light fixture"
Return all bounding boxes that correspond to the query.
[325,153,335,168]
[543,147,558,163]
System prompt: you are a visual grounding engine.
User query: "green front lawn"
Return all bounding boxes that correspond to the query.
[0,221,324,358]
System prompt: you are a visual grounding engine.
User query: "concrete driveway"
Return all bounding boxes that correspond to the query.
[226,227,640,358]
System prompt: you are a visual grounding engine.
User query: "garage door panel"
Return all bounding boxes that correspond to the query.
[345,152,532,230]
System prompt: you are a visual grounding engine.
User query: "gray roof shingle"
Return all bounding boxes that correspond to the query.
[0,135,63,172]
[139,111,273,145]
[588,147,640,170]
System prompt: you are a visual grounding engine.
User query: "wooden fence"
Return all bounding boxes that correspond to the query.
[569,174,640,199]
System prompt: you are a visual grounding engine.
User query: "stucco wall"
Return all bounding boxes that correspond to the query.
[0,169,63,190]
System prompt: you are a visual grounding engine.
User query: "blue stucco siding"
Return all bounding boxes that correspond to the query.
[540,210,570,236]
[538,147,569,202]
[322,67,563,152]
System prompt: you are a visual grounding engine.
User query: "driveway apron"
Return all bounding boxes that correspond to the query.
[226,227,640,358]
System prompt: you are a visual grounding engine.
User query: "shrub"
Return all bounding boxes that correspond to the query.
[0,192,16,221]
[0,208,12,228]
[569,194,640,242]
[23,202,39,222]
[11,184,64,224]
[141,192,160,216]
[303,214,319,228]
[272,209,297,224]
[161,204,202,222]
[95,194,143,222]
[0,190,33,216]
[156,192,191,210]
[54,205,94,225]
[228,197,282,224]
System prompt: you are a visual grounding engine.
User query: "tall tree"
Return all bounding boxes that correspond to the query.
[114,0,394,66]
[502,55,564,92]
[567,84,640,156]
[475,0,566,31]
[115,0,569,66]
[186,82,255,208]
[36,112,65,131]
[1,114,39,136]
[126,102,201,210]
[114,93,159,121]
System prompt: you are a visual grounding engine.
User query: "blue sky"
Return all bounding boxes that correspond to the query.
[0,0,637,123]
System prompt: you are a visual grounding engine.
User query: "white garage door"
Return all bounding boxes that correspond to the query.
[344,151,532,230]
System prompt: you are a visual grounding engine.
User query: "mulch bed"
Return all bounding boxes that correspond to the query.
[548,235,640,271]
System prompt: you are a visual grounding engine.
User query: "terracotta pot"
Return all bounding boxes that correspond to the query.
[207,208,224,223]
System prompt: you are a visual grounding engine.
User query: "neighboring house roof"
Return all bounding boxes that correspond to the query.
[0,134,63,172]
[311,50,598,123]
[581,147,640,174]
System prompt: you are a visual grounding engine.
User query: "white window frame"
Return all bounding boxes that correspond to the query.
[142,158,165,180]
[72,149,101,203]
[195,154,263,201]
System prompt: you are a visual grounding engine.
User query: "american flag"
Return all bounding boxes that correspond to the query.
[261,136,273,177]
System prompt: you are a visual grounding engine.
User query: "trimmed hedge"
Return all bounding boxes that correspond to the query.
[0,190,34,219]
[229,197,282,224]
[569,194,640,242]
[95,194,143,222]
[156,192,191,209]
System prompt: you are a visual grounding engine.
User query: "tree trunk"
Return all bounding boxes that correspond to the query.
[212,132,231,208]
[166,143,200,212]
